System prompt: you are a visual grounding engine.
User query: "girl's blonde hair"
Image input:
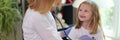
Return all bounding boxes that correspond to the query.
[75,0,101,34]
[27,0,55,14]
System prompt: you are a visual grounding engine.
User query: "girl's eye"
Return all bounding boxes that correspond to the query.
[79,9,82,11]
[84,9,88,12]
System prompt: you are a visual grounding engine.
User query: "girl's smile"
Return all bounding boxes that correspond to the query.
[80,15,86,18]
[78,4,92,22]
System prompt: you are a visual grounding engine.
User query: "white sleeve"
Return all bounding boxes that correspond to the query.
[33,14,63,40]
[68,27,78,40]
[95,27,105,40]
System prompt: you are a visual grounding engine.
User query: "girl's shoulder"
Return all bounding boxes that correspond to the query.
[92,27,104,37]
[70,26,83,33]
[91,27,105,40]
[70,26,78,32]
[97,27,104,34]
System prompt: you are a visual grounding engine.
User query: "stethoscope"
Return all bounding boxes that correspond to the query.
[52,7,72,40]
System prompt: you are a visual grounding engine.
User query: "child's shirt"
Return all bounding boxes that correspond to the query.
[68,26,104,40]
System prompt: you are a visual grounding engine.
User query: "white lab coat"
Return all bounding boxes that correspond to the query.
[22,8,63,40]
[68,26,104,40]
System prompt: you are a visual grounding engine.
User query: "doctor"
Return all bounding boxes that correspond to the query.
[22,0,63,40]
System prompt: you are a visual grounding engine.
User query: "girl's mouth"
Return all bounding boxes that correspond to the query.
[80,16,86,18]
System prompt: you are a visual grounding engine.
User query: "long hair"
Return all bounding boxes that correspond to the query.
[75,0,101,34]
[27,0,55,14]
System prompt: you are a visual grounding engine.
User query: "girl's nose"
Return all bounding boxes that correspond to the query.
[80,11,85,15]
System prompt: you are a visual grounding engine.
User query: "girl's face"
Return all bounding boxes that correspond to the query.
[78,4,92,22]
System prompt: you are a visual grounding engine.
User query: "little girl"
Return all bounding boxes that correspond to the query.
[68,0,104,40]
